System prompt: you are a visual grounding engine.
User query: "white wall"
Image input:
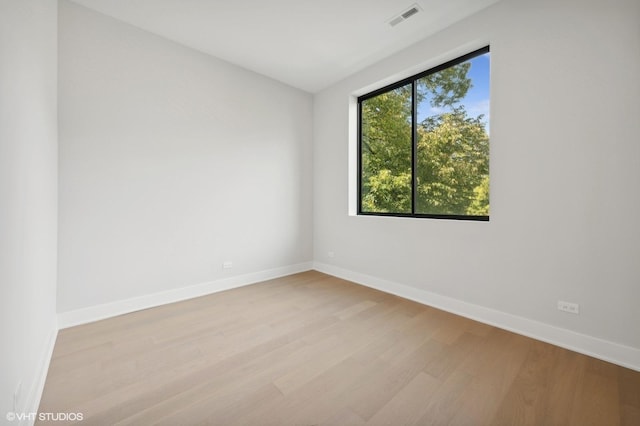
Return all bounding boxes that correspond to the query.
[0,0,59,419]
[314,0,640,363]
[57,1,313,314]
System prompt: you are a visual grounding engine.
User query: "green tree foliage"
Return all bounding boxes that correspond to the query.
[361,85,412,213]
[361,61,489,216]
[416,107,489,215]
[419,63,472,108]
[467,175,490,216]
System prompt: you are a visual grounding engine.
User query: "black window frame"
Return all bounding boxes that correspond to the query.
[357,46,490,221]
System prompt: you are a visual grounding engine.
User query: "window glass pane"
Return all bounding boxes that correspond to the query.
[360,84,412,214]
[416,52,490,216]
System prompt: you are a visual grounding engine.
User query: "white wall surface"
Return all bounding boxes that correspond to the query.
[314,0,640,354]
[58,0,313,313]
[0,0,59,419]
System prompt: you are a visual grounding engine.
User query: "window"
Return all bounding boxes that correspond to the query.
[358,46,490,220]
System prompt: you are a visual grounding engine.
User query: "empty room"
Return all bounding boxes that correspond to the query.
[1,0,639,424]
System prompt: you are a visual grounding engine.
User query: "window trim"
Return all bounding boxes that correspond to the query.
[357,46,490,221]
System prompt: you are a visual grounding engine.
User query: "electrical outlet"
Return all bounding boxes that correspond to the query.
[557,300,579,314]
[222,261,233,269]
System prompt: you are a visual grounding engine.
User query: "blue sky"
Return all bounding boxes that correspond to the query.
[417,52,490,133]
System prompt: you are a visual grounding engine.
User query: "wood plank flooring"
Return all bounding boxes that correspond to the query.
[38,271,640,425]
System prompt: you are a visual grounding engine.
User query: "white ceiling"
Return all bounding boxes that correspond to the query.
[69,0,500,93]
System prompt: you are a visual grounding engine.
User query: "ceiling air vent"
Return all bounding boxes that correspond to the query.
[402,7,419,19]
[388,4,422,27]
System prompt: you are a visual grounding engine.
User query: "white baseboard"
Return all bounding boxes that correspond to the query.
[58,262,314,329]
[313,262,640,372]
[21,323,58,426]
[55,260,640,370]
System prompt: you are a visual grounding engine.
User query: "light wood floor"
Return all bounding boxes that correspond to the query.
[39,271,640,425]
